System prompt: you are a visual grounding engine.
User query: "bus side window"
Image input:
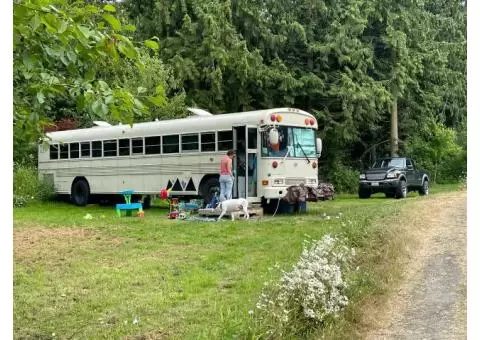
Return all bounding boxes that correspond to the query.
[145,136,161,154]
[81,142,90,158]
[201,132,216,152]
[119,138,130,156]
[218,130,233,151]
[132,138,144,154]
[182,134,199,152]
[70,143,79,159]
[92,141,102,158]
[103,140,117,157]
[50,144,59,160]
[60,144,69,159]
[163,135,179,154]
[248,128,257,149]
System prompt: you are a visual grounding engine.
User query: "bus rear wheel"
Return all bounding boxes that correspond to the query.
[142,195,152,209]
[71,179,90,206]
[201,177,220,205]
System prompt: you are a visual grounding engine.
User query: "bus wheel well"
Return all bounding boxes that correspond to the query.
[72,176,89,189]
[199,174,219,189]
[199,175,220,204]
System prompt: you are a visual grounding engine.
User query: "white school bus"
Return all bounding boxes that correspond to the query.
[38,107,322,207]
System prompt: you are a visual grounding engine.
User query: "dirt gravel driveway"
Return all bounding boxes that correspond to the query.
[365,190,467,340]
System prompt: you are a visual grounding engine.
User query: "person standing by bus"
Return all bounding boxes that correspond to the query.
[219,149,235,202]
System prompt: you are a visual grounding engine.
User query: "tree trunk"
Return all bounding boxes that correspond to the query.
[390,96,399,157]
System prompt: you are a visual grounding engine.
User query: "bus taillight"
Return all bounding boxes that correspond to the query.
[312,161,317,169]
[272,161,278,168]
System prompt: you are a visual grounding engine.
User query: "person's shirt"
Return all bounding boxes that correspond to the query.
[220,155,232,176]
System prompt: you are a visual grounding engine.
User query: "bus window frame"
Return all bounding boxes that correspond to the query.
[131,137,144,155]
[181,133,200,153]
[162,135,180,154]
[217,130,233,151]
[49,144,59,160]
[80,142,91,158]
[92,140,102,158]
[145,135,161,155]
[200,132,216,152]
[118,138,131,157]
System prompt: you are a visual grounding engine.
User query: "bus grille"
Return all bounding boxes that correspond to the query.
[366,173,386,180]
[285,178,306,186]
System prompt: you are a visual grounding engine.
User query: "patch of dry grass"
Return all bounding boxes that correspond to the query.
[14,227,123,265]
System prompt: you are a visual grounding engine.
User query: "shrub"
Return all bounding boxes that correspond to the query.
[253,235,355,337]
[13,165,55,207]
[325,163,360,194]
[13,195,29,208]
[405,118,466,184]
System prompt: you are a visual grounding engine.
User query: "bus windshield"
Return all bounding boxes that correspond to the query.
[261,126,316,158]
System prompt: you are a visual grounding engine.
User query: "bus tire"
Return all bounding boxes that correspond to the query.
[142,195,152,209]
[71,179,90,206]
[201,177,220,205]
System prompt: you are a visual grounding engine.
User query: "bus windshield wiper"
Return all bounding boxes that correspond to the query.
[283,145,293,161]
[296,143,311,163]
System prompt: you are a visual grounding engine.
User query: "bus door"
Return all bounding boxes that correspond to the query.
[233,125,258,201]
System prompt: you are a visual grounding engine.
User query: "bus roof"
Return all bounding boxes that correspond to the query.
[46,107,315,143]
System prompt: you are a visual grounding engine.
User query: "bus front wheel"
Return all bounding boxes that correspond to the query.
[71,179,90,206]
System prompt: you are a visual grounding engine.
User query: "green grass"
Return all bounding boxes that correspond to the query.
[13,184,460,339]
[428,182,464,194]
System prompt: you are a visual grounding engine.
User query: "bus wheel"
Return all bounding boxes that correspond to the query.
[71,179,90,206]
[201,177,220,205]
[142,195,152,209]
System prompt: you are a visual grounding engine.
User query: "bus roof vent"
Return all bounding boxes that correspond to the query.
[93,121,112,127]
[187,108,213,117]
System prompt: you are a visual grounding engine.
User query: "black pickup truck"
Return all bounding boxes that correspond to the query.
[358,157,429,199]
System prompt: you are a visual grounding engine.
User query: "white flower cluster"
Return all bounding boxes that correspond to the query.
[256,235,355,326]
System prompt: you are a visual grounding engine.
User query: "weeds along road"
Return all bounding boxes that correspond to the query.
[365,190,467,340]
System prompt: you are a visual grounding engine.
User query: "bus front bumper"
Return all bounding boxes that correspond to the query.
[262,187,289,199]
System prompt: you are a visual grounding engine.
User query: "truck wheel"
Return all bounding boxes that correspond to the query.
[419,180,429,196]
[395,180,407,199]
[71,179,90,206]
[358,188,371,199]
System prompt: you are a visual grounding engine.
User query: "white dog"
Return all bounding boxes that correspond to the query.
[217,198,250,221]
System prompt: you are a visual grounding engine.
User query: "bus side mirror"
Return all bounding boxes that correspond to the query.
[316,138,322,158]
